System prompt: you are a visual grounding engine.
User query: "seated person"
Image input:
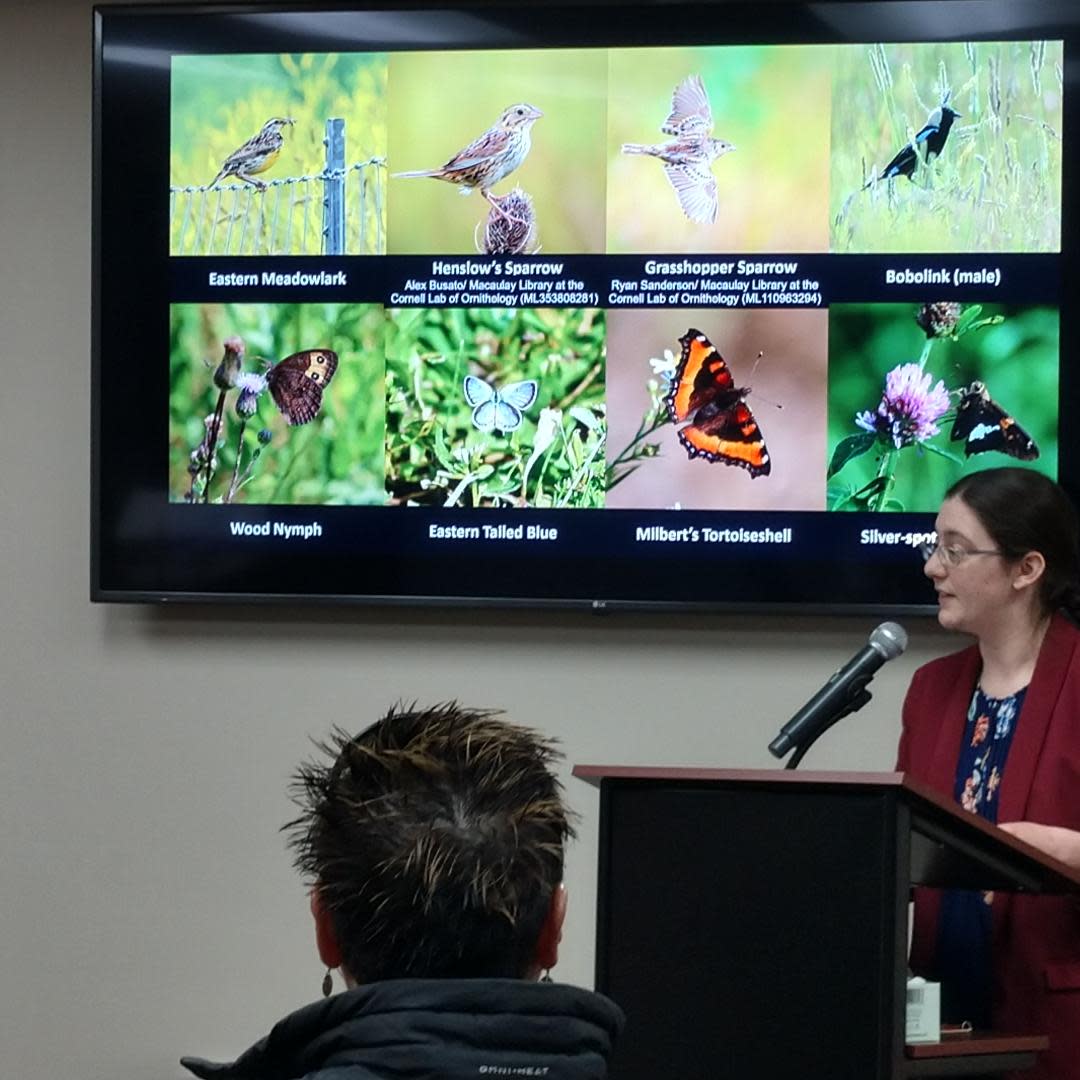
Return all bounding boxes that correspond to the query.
[182,703,624,1079]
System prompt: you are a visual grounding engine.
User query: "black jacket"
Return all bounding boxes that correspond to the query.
[181,978,624,1080]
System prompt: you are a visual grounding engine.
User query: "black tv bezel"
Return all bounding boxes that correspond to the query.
[92,0,1079,613]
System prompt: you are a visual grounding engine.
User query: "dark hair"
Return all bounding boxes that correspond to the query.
[946,467,1080,621]
[285,703,573,982]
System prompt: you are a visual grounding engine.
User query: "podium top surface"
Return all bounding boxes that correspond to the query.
[572,766,1080,894]
[574,764,907,787]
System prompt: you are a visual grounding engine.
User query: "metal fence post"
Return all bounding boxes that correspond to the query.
[322,118,345,255]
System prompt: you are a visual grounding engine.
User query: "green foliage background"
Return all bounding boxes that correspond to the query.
[831,41,1063,252]
[169,303,385,504]
[387,50,607,254]
[385,307,607,507]
[170,53,387,254]
[827,303,1058,512]
[608,45,832,253]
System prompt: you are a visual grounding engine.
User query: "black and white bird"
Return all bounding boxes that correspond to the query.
[865,97,960,188]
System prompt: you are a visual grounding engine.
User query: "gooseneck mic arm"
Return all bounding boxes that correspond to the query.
[768,622,908,767]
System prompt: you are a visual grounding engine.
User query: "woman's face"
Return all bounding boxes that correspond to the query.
[925,495,1018,636]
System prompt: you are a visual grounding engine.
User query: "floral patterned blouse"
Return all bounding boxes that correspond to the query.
[936,684,1026,1027]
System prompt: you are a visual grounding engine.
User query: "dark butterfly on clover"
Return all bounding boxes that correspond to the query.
[950,381,1038,460]
[665,328,771,477]
[265,349,339,425]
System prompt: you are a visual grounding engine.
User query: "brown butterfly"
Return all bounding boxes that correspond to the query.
[266,349,338,425]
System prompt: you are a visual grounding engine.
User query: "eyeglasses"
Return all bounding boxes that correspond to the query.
[918,540,1004,567]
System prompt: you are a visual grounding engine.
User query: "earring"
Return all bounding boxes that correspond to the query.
[322,967,333,998]
[540,969,553,983]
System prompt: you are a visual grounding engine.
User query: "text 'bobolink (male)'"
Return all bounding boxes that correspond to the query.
[210,117,294,190]
[393,103,543,219]
[865,98,960,188]
[622,74,735,225]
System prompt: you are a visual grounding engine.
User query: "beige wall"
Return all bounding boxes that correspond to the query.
[0,3,955,1077]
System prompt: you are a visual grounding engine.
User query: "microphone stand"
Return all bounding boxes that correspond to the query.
[782,687,873,770]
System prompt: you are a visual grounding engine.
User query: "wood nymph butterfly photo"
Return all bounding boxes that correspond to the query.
[463,374,538,434]
[266,349,338,425]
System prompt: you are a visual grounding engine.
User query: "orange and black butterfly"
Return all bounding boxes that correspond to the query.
[266,349,338,426]
[950,381,1038,460]
[665,328,770,477]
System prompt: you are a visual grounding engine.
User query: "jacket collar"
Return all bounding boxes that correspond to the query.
[182,978,624,1080]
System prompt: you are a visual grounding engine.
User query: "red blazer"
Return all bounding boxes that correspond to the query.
[897,614,1080,1080]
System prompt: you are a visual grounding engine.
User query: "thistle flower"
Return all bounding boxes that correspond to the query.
[480,187,537,254]
[855,362,951,448]
[236,371,268,395]
[214,336,246,390]
[915,302,963,339]
[234,371,269,419]
[190,412,225,473]
[204,413,225,441]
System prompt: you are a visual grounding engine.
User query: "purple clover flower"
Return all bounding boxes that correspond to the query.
[855,363,950,449]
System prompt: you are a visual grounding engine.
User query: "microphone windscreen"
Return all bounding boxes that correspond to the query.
[870,621,908,659]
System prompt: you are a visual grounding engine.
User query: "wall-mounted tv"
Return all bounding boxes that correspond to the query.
[92,0,1078,611]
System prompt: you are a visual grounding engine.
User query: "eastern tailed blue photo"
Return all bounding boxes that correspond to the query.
[463,375,538,434]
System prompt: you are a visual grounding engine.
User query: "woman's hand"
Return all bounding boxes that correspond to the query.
[998,821,1080,871]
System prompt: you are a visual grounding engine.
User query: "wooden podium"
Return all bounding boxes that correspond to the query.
[573,767,1080,1080]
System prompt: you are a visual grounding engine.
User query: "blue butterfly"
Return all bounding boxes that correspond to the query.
[462,375,538,434]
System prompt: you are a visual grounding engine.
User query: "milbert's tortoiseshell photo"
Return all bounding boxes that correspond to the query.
[606,307,828,511]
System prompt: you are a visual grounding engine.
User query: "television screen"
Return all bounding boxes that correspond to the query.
[92,0,1078,610]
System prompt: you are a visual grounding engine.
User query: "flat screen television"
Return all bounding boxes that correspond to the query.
[92,0,1079,610]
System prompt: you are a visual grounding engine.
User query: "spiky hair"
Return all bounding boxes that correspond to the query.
[285,702,574,982]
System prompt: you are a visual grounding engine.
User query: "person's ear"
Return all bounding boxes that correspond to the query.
[310,887,343,969]
[1012,550,1046,593]
[533,883,568,972]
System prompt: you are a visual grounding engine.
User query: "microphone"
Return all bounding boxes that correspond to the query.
[768,622,908,759]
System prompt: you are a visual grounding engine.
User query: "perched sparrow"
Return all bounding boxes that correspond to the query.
[210,117,294,190]
[394,103,543,217]
[622,75,734,224]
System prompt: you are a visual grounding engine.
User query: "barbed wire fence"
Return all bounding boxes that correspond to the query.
[170,119,385,256]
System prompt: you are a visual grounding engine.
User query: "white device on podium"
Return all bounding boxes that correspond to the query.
[906,977,941,1043]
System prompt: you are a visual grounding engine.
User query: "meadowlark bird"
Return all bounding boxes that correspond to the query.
[394,103,543,219]
[622,75,735,224]
[209,117,294,190]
